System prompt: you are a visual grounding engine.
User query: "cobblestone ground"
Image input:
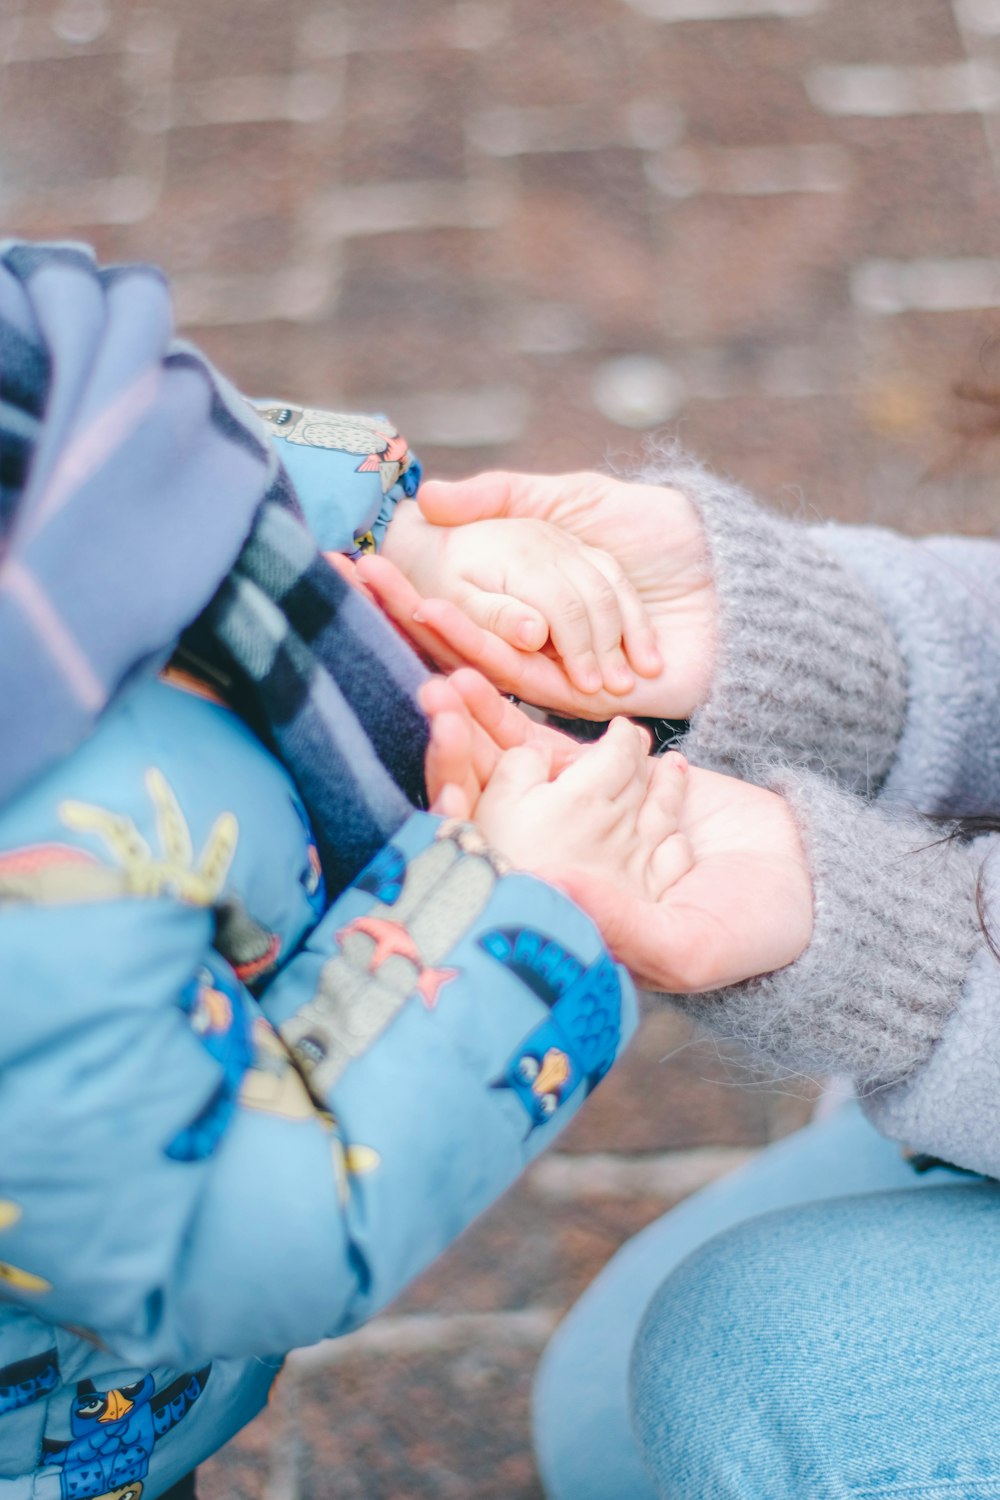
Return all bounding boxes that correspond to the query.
[3,0,998,1494]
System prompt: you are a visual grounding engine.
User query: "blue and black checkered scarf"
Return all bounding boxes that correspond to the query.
[0,241,428,898]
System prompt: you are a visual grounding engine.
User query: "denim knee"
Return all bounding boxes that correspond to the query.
[629,1187,1000,1500]
[629,1208,823,1500]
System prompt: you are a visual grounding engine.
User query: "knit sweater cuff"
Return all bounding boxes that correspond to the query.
[669,766,983,1089]
[640,452,908,794]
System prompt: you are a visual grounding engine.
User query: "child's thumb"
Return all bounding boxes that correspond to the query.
[483,743,551,801]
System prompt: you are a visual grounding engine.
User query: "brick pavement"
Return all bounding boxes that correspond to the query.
[2,1,998,1494]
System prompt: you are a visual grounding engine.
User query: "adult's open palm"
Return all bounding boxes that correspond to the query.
[418,669,813,995]
[362,470,717,721]
[549,762,814,994]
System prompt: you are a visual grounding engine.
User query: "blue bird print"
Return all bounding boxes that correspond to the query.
[353,843,406,906]
[479,926,623,1132]
[0,1347,59,1415]
[42,1367,211,1500]
[165,957,255,1162]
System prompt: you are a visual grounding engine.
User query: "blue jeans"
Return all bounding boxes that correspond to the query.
[533,1104,1000,1499]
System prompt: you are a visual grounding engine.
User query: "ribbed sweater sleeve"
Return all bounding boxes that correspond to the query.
[639,451,908,795]
[666,765,984,1089]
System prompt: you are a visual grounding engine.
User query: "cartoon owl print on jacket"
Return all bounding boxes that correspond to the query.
[480,926,624,1133]
[256,406,418,495]
[41,1368,210,1500]
[165,959,256,1162]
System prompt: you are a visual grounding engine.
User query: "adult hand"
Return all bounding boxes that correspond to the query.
[424,669,813,991]
[400,470,718,720]
[473,721,691,899]
[539,762,813,993]
[382,500,659,695]
[422,673,690,896]
[420,668,583,815]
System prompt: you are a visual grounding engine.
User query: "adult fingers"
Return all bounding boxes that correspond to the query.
[448,669,580,773]
[413,598,612,716]
[624,860,800,993]
[418,471,573,526]
[358,556,522,685]
[324,549,377,605]
[357,556,561,701]
[418,675,500,789]
[424,709,479,812]
[355,554,471,671]
[360,559,625,720]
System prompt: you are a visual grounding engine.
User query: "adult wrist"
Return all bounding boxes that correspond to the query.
[638,452,908,793]
[666,765,981,1087]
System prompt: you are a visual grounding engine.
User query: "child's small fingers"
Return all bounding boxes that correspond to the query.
[418,676,499,790]
[634,750,688,847]
[418,675,463,719]
[600,643,635,697]
[458,589,549,652]
[588,548,663,679]
[553,553,638,696]
[500,558,605,694]
[477,744,552,811]
[555,717,648,804]
[449,668,520,743]
[449,668,582,773]
[542,554,629,695]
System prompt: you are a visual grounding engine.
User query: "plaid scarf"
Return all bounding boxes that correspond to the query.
[0,241,428,898]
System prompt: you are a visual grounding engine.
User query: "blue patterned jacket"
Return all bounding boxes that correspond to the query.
[0,421,636,1500]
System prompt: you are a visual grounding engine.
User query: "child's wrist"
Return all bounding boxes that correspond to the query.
[380,497,428,564]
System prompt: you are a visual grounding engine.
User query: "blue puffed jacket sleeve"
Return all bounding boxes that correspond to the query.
[0,686,635,1372]
[251,402,421,556]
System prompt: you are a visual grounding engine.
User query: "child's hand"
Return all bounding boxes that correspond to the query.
[380,500,661,698]
[419,666,811,987]
[399,469,715,720]
[471,719,693,903]
[421,670,581,820]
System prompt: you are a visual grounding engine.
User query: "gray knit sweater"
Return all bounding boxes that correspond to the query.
[643,453,1000,1176]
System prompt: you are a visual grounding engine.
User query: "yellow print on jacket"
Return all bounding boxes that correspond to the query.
[0,1200,52,1294]
[0,770,238,909]
[60,769,237,905]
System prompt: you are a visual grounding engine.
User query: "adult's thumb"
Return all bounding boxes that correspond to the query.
[418,471,545,526]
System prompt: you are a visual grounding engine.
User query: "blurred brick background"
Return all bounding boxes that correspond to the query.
[3,0,998,1494]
